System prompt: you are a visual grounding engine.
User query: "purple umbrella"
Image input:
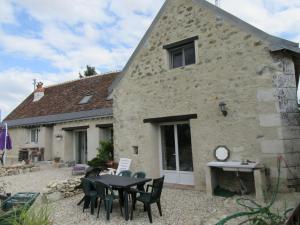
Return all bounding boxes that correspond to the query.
[0,123,12,165]
[0,124,12,150]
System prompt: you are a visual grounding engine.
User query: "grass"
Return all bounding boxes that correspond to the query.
[2,205,53,225]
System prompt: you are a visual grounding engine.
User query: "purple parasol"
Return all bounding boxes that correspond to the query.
[0,124,12,150]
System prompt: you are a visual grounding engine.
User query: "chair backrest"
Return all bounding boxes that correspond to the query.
[150,176,165,201]
[85,167,101,178]
[118,170,132,177]
[132,171,146,179]
[81,178,95,195]
[94,181,110,199]
[116,158,132,175]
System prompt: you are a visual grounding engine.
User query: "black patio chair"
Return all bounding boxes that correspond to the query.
[118,170,132,177]
[131,176,164,223]
[77,167,102,206]
[94,181,123,220]
[81,178,97,215]
[130,172,146,210]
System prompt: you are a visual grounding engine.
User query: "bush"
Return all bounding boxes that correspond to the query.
[87,141,113,168]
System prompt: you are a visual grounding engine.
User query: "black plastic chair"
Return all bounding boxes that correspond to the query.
[94,181,123,220]
[118,170,132,177]
[131,172,146,209]
[81,178,97,215]
[131,176,164,223]
[77,167,102,206]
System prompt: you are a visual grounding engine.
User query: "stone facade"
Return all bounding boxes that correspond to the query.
[6,117,113,164]
[113,0,300,191]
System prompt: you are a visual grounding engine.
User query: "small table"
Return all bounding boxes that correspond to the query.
[91,175,152,221]
[206,161,266,200]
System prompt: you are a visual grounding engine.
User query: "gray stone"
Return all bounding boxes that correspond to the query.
[259,114,281,127]
[260,140,284,154]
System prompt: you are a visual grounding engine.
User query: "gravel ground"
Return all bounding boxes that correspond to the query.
[0,166,73,193]
[1,167,299,225]
[51,188,242,225]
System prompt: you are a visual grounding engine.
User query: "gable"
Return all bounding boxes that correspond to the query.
[110,0,300,93]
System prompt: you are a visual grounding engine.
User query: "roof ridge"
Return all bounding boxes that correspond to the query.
[45,70,121,89]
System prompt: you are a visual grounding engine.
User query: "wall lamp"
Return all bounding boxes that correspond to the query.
[55,134,63,141]
[219,102,228,117]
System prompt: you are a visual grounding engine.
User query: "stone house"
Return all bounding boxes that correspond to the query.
[110,0,300,192]
[4,73,118,165]
[4,0,300,194]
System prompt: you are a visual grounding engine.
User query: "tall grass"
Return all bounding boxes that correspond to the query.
[6,205,53,225]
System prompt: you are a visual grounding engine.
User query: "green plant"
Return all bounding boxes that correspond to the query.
[3,205,52,225]
[87,141,113,167]
[215,157,295,225]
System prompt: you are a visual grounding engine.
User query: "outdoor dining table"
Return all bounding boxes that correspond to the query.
[91,174,152,221]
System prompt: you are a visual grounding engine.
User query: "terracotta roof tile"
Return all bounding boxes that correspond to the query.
[5,72,119,121]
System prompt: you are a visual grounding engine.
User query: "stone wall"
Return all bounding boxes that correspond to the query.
[0,164,40,177]
[43,177,82,202]
[113,0,300,191]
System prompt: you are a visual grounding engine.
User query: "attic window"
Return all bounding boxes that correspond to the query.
[163,36,198,69]
[79,95,93,104]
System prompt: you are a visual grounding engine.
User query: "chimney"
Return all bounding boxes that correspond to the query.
[33,82,45,102]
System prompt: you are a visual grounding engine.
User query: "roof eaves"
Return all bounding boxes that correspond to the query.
[5,108,113,128]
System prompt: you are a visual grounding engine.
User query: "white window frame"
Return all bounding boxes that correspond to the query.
[30,128,40,144]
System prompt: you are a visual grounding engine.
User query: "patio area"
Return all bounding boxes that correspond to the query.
[0,166,299,225]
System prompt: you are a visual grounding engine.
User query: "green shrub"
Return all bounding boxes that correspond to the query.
[87,141,113,167]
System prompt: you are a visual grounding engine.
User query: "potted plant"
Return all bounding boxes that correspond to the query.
[54,152,60,163]
[88,141,113,168]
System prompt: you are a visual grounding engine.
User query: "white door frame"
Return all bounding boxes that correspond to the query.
[158,121,194,185]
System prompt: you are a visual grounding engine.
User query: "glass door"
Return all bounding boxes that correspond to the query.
[160,123,194,185]
[76,131,87,164]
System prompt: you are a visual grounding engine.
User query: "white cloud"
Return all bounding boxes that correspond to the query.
[0,69,78,119]
[15,0,112,25]
[207,0,300,41]
[0,0,15,24]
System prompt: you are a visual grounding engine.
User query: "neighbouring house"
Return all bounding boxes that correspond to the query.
[110,0,300,192]
[4,73,118,165]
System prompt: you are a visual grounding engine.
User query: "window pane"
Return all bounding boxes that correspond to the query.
[161,125,176,170]
[184,45,195,65]
[177,124,193,172]
[172,51,183,68]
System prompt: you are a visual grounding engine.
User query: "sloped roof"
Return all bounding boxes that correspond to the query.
[5,72,119,127]
[109,0,300,93]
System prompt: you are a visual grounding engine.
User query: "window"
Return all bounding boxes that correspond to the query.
[79,95,93,104]
[170,43,196,69]
[163,36,198,69]
[30,128,39,143]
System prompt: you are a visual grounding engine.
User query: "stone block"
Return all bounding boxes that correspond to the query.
[278,127,300,139]
[282,139,300,153]
[275,100,299,113]
[276,88,297,101]
[260,140,284,154]
[259,114,281,127]
[257,89,275,102]
[272,74,296,88]
[280,113,300,126]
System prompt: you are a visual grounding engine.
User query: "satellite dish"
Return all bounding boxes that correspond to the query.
[214,146,230,161]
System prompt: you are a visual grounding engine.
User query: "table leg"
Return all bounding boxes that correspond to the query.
[124,190,129,221]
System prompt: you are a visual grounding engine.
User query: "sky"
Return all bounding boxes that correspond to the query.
[0,0,299,120]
